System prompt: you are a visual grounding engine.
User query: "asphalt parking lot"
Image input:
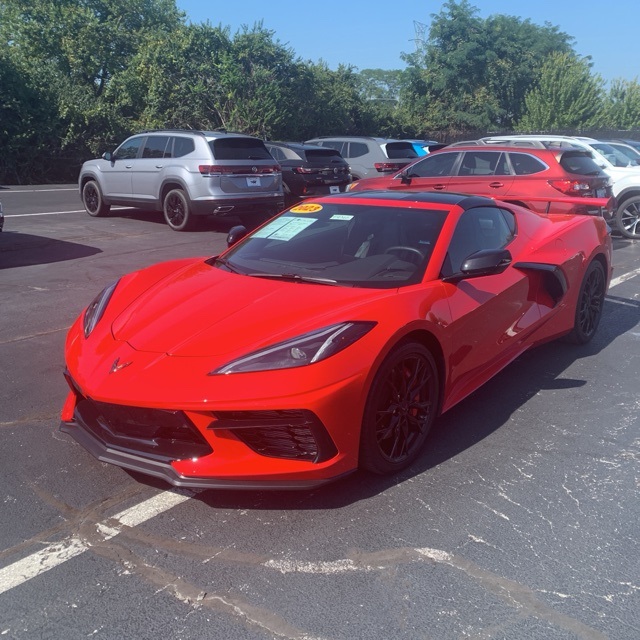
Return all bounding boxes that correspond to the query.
[0,185,639,639]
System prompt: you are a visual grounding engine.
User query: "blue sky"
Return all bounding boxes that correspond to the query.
[175,0,638,84]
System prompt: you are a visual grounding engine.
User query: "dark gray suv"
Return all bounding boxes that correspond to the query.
[79,130,284,230]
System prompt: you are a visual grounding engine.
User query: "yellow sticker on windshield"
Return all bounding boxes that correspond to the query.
[290,203,323,214]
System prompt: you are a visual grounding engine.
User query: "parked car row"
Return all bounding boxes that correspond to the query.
[77,129,640,239]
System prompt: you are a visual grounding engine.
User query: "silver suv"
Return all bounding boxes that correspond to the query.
[305,136,419,180]
[79,130,284,230]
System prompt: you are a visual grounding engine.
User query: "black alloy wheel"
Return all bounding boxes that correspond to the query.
[360,342,439,475]
[566,260,606,344]
[82,180,110,217]
[163,189,193,231]
[615,196,640,239]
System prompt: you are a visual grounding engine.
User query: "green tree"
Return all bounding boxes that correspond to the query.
[400,0,576,135]
[517,52,605,131]
[601,78,640,129]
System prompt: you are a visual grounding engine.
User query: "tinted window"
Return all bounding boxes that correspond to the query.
[267,146,286,162]
[305,149,345,162]
[347,142,369,158]
[219,203,448,288]
[210,138,272,160]
[385,142,419,159]
[142,136,171,159]
[442,207,515,277]
[407,152,459,178]
[458,151,508,176]
[172,137,195,158]
[316,141,345,155]
[509,152,546,175]
[559,151,603,175]
[114,137,142,160]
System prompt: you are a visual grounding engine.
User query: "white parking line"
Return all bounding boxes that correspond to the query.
[610,267,640,289]
[0,490,192,595]
[1,188,77,193]
[7,210,86,217]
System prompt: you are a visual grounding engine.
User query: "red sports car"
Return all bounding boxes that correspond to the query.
[61,191,612,489]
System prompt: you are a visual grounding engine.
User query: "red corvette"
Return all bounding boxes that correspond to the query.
[61,191,612,489]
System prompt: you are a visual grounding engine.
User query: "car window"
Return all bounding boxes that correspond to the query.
[114,137,143,160]
[458,151,507,176]
[347,142,369,159]
[305,149,345,162]
[172,137,195,158]
[407,152,459,178]
[317,141,345,155]
[142,136,171,159]
[558,151,603,175]
[220,203,448,288]
[210,138,272,160]
[385,142,419,159]
[267,146,286,162]
[509,152,546,175]
[442,206,515,277]
[590,142,634,167]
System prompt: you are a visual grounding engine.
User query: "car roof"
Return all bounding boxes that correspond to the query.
[266,141,332,152]
[332,190,496,209]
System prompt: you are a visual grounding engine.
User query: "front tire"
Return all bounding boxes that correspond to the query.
[565,260,606,344]
[82,180,110,217]
[615,196,640,239]
[360,342,439,475]
[163,189,194,231]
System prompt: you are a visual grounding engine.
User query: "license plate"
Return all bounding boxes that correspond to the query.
[596,188,605,197]
[246,177,261,187]
[330,186,340,194]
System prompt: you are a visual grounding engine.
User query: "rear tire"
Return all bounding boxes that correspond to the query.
[565,260,606,344]
[82,180,110,217]
[359,342,439,475]
[615,196,640,239]
[163,189,194,231]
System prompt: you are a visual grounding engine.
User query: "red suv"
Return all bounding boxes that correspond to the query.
[348,145,613,216]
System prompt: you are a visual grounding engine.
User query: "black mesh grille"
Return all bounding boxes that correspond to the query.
[74,396,213,462]
[210,410,337,463]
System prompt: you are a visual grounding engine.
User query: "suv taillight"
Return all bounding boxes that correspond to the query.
[293,167,320,174]
[199,165,281,176]
[375,162,405,173]
[548,179,592,195]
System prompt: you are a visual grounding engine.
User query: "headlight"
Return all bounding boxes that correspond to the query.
[83,281,118,338]
[210,321,376,374]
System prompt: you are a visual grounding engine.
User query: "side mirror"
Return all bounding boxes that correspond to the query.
[102,152,113,162]
[400,171,412,185]
[443,249,512,282]
[227,225,248,247]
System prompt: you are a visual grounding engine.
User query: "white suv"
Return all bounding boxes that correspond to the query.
[79,130,284,231]
[481,135,640,238]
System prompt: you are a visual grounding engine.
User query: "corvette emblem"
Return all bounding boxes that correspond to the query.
[252,166,258,173]
[109,357,133,374]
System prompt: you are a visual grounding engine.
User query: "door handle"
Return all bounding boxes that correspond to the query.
[125,165,133,169]
[155,165,164,169]
[433,184,446,190]
[489,182,504,188]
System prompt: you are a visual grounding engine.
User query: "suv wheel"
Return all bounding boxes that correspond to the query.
[82,180,110,217]
[615,196,640,239]
[163,189,194,231]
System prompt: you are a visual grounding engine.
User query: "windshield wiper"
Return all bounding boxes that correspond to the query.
[213,257,242,274]
[248,272,340,286]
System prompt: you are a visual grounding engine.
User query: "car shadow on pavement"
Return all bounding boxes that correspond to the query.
[126,287,640,511]
[112,208,245,234]
[0,231,102,269]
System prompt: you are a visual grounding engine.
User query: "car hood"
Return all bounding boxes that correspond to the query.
[111,261,387,357]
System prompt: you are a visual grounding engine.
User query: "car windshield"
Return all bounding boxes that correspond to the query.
[216,202,448,288]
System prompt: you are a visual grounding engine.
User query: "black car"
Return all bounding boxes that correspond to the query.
[265,141,351,204]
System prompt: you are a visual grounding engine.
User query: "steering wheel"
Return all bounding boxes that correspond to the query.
[384,246,424,264]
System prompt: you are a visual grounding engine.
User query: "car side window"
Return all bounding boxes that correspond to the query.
[441,207,515,277]
[172,137,195,158]
[142,136,171,159]
[509,152,545,175]
[407,152,459,178]
[347,142,369,159]
[458,151,506,176]
[114,137,142,160]
[267,146,286,162]
[321,141,345,155]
